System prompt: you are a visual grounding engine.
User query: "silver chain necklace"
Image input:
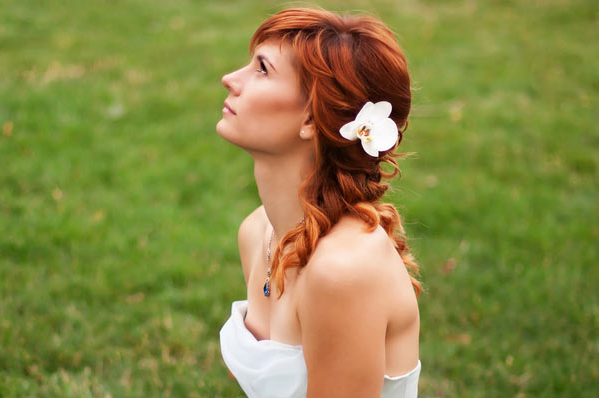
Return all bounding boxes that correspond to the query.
[263,229,274,297]
[263,218,304,297]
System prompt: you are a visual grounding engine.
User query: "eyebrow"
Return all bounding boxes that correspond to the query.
[256,54,277,72]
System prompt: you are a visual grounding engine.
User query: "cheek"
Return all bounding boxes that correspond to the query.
[248,96,300,125]
[241,90,305,145]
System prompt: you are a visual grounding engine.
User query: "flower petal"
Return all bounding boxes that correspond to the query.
[355,102,374,123]
[360,138,380,157]
[370,117,398,151]
[339,120,360,141]
[370,101,392,121]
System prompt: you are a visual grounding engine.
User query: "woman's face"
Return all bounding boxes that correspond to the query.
[216,40,310,156]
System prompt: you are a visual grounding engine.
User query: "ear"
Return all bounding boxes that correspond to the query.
[299,114,315,140]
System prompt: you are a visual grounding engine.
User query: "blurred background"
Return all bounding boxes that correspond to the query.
[0,0,597,397]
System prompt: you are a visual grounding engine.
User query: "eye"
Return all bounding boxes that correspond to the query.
[255,58,268,75]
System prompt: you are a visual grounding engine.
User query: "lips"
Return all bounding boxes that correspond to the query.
[224,101,237,115]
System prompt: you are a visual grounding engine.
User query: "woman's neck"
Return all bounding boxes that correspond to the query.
[253,154,312,242]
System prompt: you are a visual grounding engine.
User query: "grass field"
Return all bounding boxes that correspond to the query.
[0,0,597,397]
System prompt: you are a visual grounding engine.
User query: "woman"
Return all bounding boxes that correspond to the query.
[217,7,421,398]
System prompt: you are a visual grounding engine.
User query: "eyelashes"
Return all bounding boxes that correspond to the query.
[255,56,268,75]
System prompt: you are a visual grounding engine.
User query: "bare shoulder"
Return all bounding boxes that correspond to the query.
[299,215,418,327]
[238,205,268,285]
[305,216,397,287]
[296,216,418,396]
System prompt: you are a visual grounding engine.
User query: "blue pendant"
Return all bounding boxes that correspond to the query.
[263,281,270,297]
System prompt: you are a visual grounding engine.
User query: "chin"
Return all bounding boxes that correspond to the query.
[216,119,234,140]
[216,120,247,149]
[215,118,226,136]
[216,121,283,156]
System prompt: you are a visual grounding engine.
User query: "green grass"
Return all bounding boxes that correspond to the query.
[0,0,597,397]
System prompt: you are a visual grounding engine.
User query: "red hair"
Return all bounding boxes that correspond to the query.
[250,8,421,297]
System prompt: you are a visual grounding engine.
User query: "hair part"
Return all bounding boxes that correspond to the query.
[251,7,421,297]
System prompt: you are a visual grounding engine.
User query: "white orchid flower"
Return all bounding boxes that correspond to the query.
[339,101,399,157]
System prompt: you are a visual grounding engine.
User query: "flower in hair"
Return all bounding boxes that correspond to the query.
[339,101,398,157]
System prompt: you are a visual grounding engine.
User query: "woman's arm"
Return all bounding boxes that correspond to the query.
[297,249,389,398]
[237,205,267,286]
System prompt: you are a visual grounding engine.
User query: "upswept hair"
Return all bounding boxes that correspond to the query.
[250,8,421,297]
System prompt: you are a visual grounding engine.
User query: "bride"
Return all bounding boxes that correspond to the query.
[216,7,422,398]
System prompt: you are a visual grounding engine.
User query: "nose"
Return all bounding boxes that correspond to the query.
[222,69,241,96]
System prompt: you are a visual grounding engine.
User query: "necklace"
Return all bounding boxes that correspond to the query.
[263,229,274,297]
[263,218,304,297]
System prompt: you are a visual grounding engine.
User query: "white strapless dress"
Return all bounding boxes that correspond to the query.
[220,300,421,398]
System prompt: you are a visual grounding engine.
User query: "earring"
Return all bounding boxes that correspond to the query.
[300,130,306,135]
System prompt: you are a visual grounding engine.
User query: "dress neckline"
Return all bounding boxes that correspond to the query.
[243,302,303,349]
[237,300,420,379]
